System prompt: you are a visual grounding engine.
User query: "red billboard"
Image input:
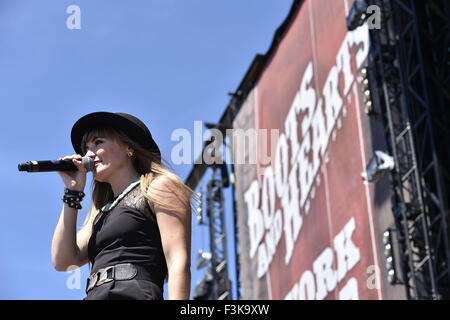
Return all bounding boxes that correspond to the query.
[232,0,383,300]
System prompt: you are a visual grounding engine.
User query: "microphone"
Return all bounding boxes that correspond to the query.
[18,156,94,172]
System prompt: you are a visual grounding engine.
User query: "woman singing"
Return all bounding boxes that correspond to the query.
[51,112,194,300]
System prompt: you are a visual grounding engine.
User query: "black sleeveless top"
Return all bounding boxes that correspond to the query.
[85,182,168,300]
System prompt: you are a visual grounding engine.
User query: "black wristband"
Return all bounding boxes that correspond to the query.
[62,188,85,210]
[63,195,83,202]
[62,196,82,210]
[64,188,85,198]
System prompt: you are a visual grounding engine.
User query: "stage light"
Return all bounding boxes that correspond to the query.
[387,269,396,284]
[361,67,368,78]
[362,78,370,89]
[346,0,369,31]
[365,100,374,114]
[382,228,397,285]
[363,89,371,102]
[359,67,375,115]
[363,88,372,114]
[386,255,393,269]
[384,243,392,256]
[197,250,212,270]
[382,230,390,244]
[361,150,395,182]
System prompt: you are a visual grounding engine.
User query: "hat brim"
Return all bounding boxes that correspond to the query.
[71,112,160,156]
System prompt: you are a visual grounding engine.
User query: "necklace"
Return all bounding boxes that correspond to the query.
[101,179,141,213]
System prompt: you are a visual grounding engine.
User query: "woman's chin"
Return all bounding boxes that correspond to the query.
[93,171,105,182]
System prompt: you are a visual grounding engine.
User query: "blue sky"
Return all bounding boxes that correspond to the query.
[0,0,293,299]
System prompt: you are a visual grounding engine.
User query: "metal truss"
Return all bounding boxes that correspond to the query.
[367,0,450,299]
[206,166,232,300]
[230,163,242,300]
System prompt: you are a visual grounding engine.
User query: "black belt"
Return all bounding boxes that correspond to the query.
[86,263,160,294]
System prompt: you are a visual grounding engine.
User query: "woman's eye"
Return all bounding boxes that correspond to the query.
[95,139,103,146]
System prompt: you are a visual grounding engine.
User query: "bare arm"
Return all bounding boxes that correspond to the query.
[52,204,90,270]
[51,154,90,271]
[148,175,192,300]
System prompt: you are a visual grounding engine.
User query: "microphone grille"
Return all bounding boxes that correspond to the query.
[81,157,94,172]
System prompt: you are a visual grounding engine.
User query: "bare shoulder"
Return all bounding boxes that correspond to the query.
[150,174,176,191]
[147,175,190,214]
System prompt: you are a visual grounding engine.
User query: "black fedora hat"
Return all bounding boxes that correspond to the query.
[71,111,160,156]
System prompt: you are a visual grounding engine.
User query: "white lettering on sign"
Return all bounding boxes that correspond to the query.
[333,217,360,282]
[313,247,338,300]
[339,278,359,300]
[245,180,264,259]
[243,25,369,277]
[284,217,361,300]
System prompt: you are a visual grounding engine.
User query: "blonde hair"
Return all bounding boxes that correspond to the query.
[80,127,197,237]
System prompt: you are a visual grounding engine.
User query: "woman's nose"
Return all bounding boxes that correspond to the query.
[84,150,96,158]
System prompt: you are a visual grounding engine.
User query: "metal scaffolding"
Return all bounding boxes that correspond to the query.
[206,166,232,300]
[191,128,235,300]
[366,0,450,299]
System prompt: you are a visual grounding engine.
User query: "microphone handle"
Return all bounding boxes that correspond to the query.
[39,160,78,172]
[19,160,78,172]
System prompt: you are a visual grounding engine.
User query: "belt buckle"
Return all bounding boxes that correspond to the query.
[86,273,98,293]
[96,266,114,286]
[86,266,114,293]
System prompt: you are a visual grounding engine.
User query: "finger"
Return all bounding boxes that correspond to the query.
[62,155,81,160]
[72,158,87,172]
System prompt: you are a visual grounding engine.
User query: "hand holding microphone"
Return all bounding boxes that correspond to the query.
[18,156,94,172]
[18,155,94,192]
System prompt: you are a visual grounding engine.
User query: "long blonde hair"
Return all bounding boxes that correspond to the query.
[80,127,197,237]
